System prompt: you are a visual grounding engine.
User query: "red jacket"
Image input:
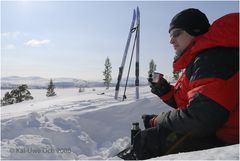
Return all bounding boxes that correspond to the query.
[158,13,239,144]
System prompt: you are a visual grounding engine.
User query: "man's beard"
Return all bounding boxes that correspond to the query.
[173,50,183,61]
[173,47,188,62]
[174,54,181,61]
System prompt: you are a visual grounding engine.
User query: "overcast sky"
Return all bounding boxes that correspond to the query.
[1,1,238,80]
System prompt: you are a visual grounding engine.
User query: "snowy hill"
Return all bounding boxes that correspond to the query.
[1,86,239,160]
[1,76,97,89]
[1,76,149,89]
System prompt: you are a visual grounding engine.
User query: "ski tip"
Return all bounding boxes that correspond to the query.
[137,7,140,15]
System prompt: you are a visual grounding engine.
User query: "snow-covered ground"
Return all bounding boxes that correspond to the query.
[1,86,239,160]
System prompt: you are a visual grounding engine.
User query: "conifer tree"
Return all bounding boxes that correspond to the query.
[103,57,112,89]
[79,86,85,93]
[1,84,33,106]
[148,59,157,76]
[1,92,14,106]
[46,79,56,97]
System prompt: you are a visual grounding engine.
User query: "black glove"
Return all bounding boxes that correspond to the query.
[142,114,157,129]
[148,74,171,97]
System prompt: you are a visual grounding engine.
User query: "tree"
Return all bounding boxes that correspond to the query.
[173,71,180,80]
[46,79,56,97]
[103,57,112,89]
[79,86,85,93]
[148,59,157,76]
[1,84,33,106]
[1,92,14,106]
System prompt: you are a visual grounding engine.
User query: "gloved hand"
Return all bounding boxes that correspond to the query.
[148,74,171,97]
[142,114,157,129]
[133,127,162,160]
[132,126,180,160]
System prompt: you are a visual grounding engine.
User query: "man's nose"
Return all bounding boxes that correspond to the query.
[170,37,175,44]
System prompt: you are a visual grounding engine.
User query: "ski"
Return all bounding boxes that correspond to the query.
[115,9,136,100]
[135,6,140,99]
[122,28,138,101]
[116,145,136,160]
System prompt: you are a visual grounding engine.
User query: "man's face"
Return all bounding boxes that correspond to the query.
[169,28,194,57]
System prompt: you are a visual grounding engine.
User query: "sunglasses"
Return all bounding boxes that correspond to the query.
[170,29,183,38]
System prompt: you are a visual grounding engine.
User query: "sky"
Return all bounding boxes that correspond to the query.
[1,1,239,81]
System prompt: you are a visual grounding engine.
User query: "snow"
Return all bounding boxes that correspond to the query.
[1,86,239,160]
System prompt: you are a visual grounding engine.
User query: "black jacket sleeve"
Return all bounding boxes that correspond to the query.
[155,93,229,137]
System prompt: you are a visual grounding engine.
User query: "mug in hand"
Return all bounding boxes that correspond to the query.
[152,72,164,83]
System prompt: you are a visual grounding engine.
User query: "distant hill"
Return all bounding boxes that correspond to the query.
[1,76,149,89]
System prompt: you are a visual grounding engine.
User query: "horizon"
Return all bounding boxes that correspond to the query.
[1,74,150,82]
[1,1,238,80]
[1,74,152,90]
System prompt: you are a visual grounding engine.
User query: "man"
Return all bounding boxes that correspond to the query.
[132,8,239,160]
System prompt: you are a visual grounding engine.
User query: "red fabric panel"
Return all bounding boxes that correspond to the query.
[160,86,174,101]
[188,73,239,112]
[174,71,189,109]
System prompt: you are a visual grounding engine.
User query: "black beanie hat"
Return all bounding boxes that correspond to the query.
[169,8,210,36]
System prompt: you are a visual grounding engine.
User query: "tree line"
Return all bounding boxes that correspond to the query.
[1,79,56,106]
[1,57,179,106]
